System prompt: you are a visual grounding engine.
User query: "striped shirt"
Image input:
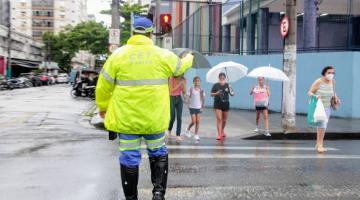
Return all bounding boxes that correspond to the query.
[315,80,334,108]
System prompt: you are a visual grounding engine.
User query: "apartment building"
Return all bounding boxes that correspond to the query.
[0,0,88,40]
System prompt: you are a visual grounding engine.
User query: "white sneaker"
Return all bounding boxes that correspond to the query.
[185,130,192,138]
[254,128,259,133]
[264,131,271,137]
[194,135,200,141]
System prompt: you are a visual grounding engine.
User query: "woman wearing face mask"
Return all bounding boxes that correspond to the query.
[308,66,341,153]
[211,73,235,140]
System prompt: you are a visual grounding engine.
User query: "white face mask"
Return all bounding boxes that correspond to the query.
[326,74,334,81]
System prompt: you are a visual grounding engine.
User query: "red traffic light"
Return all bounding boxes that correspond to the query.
[160,14,172,34]
[160,14,172,25]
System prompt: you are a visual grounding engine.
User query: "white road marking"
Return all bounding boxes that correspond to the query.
[142,153,360,159]
[141,145,339,151]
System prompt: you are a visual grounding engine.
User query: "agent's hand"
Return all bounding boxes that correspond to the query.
[316,95,321,100]
[99,111,106,119]
[184,52,194,61]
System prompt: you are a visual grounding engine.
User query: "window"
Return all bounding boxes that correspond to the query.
[60,15,65,19]
[21,2,26,7]
[21,11,26,17]
[32,31,43,37]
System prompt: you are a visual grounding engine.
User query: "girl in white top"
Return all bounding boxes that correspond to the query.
[185,76,205,141]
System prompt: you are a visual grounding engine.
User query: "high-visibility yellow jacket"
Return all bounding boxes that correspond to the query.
[96,35,193,134]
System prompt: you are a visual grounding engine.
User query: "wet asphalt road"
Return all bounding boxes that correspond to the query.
[0,85,359,200]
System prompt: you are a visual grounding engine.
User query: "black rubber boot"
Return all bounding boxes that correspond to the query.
[149,155,168,200]
[120,165,139,200]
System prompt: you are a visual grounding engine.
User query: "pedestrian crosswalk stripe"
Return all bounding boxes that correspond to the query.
[142,145,339,151]
[141,153,360,159]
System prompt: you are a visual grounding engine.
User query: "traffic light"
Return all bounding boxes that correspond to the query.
[160,14,172,34]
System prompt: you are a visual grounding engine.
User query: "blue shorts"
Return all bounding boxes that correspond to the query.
[317,107,331,129]
[118,132,167,167]
[189,108,202,115]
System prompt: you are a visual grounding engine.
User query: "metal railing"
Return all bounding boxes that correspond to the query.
[172,0,360,55]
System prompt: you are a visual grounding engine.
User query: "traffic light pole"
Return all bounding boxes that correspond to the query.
[6,0,12,78]
[155,0,161,45]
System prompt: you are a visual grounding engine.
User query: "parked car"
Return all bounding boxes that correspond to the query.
[56,73,69,84]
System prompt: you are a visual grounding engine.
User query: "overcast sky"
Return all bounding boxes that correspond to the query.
[87,0,112,26]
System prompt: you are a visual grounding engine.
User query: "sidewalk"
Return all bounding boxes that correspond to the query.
[90,106,360,140]
[177,108,360,139]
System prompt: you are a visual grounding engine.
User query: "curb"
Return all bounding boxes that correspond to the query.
[243,132,360,140]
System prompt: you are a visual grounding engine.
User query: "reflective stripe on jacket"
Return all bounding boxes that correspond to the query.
[96,35,193,134]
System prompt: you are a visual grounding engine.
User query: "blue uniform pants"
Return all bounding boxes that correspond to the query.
[118,132,167,167]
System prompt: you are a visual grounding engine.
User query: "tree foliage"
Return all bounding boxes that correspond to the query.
[101,2,148,45]
[42,21,108,72]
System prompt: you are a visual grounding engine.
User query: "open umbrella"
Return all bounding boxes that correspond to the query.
[206,61,248,83]
[247,65,290,82]
[172,48,211,69]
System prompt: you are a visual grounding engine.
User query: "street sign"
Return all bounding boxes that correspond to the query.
[108,44,118,53]
[280,16,290,38]
[109,29,120,44]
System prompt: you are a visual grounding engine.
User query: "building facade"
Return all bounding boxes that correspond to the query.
[0,0,88,40]
[0,25,44,76]
[166,0,360,54]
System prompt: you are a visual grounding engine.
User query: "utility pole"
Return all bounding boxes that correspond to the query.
[6,0,12,78]
[109,0,120,52]
[282,0,297,132]
[155,0,161,45]
[208,0,212,52]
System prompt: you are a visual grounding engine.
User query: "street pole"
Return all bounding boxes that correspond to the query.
[155,0,161,45]
[6,0,12,78]
[208,0,212,53]
[111,0,120,46]
[282,0,297,133]
[130,11,134,36]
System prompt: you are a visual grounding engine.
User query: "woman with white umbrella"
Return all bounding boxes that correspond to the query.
[250,77,271,137]
[248,65,290,137]
[207,61,247,140]
[211,73,235,140]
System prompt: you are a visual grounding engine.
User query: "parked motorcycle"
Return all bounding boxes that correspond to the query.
[71,81,95,99]
[70,69,98,99]
[0,78,14,90]
[17,77,33,88]
[7,78,26,89]
[20,73,42,87]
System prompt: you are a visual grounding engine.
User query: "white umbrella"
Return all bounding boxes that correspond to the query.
[206,61,248,83]
[247,65,290,82]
